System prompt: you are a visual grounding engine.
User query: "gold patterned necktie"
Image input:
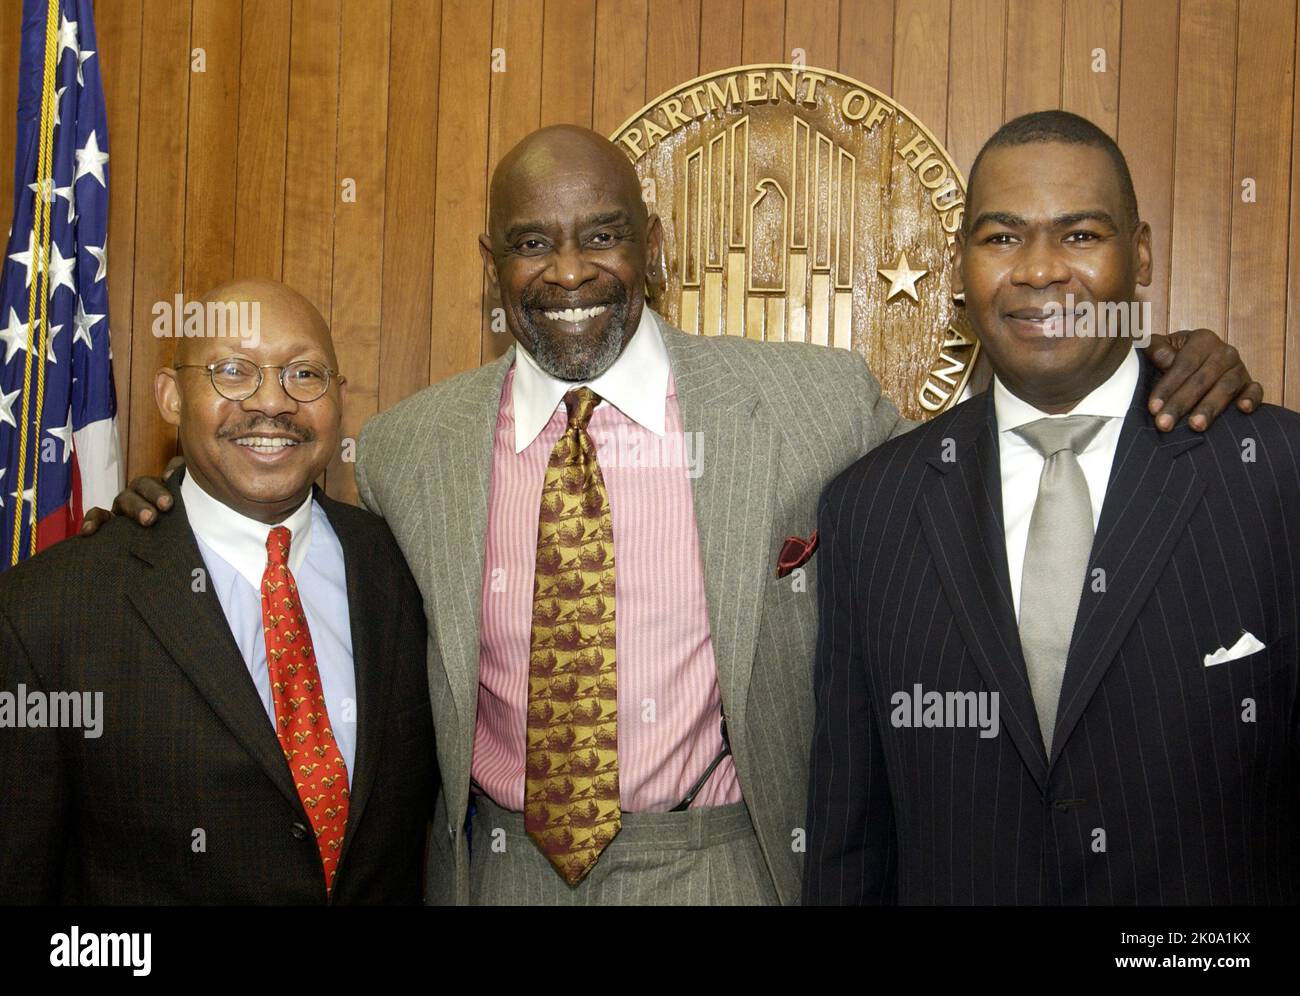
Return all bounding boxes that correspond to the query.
[524,386,621,885]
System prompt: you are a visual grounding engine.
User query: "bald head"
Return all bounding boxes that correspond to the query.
[488,125,647,241]
[157,276,344,525]
[173,277,336,368]
[480,124,662,381]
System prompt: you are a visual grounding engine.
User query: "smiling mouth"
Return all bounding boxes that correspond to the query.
[539,304,609,323]
[232,435,303,455]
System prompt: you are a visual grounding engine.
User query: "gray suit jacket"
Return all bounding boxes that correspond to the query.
[354,313,910,904]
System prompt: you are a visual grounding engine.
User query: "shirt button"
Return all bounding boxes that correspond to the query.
[291,822,310,840]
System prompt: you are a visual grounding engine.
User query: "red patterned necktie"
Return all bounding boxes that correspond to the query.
[261,525,350,894]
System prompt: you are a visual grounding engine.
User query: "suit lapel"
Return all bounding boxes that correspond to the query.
[125,478,304,813]
[1049,359,1207,764]
[659,318,779,741]
[318,493,393,874]
[420,351,513,774]
[916,393,1050,790]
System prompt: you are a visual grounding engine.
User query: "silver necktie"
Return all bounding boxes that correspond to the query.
[1014,414,1108,755]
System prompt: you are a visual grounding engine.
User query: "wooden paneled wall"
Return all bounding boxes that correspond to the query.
[2,0,1297,503]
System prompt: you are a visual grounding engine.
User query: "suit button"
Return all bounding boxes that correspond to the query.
[291,822,310,840]
[448,824,457,841]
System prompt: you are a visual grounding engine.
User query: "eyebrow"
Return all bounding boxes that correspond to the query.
[969,209,1118,230]
[502,210,634,243]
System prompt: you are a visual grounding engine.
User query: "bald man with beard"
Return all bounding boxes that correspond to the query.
[103,128,1259,906]
[0,279,437,904]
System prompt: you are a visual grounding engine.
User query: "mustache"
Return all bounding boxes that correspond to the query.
[521,284,628,313]
[217,416,314,442]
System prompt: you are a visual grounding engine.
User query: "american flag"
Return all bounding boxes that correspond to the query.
[0,0,122,569]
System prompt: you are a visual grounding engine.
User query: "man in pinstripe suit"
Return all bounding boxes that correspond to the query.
[804,111,1299,905]
[103,125,1260,905]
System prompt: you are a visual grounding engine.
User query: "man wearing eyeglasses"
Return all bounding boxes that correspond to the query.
[0,278,438,904]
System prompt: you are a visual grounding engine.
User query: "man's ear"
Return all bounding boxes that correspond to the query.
[645,213,664,286]
[479,233,499,290]
[950,232,965,297]
[1134,220,1153,287]
[155,369,182,427]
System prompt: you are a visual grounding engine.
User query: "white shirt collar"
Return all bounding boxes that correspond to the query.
[511,305,669,453]
[993,347,1140,434]
[181,471,315,591]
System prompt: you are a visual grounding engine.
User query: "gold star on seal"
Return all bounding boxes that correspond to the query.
[878,251,928,302]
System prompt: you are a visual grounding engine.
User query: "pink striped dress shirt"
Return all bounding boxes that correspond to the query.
[471,334,740,812]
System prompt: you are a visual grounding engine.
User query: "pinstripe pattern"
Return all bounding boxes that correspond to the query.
[0,476,438,904]
[355,311,911,904]
[804,353,1300,905]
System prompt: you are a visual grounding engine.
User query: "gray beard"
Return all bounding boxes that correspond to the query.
[523,301,630,381]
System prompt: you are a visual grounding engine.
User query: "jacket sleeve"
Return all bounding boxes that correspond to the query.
[0,603,69,903]
[801,481,898,905]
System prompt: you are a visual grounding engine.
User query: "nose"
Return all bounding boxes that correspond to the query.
[544,240,599,290]
[1010,235,1071,289]
[241,368,299,418]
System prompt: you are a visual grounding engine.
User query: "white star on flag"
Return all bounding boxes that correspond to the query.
[84,243,107,282]
[0,308,29,364]
[47,243,77,300]
[77,48,95,87]
[28,177,75,225]
[47,412,74,464]
[7,232,36,288]
[75,130,109,187]
[56,14,78,64]
[72,296,104,349]
[0,386,19,429]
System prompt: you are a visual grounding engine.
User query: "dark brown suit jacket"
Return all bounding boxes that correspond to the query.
[0,475,438,904]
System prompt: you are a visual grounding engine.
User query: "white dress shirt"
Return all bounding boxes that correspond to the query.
[994,347,1140,621]
[511,304,669,452]
[181,472,357,781]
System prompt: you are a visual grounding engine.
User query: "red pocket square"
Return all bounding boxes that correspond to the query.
[776,531,819,578]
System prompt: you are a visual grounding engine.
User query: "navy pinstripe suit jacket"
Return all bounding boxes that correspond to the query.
[803,353,1300,905]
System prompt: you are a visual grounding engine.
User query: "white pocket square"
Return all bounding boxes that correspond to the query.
[1204,631,1266,667]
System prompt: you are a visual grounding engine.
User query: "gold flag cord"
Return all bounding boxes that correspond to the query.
[10,0,62,565]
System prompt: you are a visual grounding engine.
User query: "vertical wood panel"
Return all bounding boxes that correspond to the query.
[1005,0,1062,119]
[128,0,191,479]
[647,0,701,101]
[947,0,1006,178]
[234,0,290,280]
[1061,0,1120,137]
[280,0,340,319]
[1117,0,1179,336]
[378,0,439,411]
[97,0,144,467]
[698,0,742,73]
[1168,0,1237,338]
[893,0,948,136]
[429,0,492,382]
[0,0,22,242]
[485,0,545,363]
[1227,0,1293,403]
[1288,4,1300,409]
[541,0,596,126]
[593,0,643,134]
[184,0,242,295]
[784,0,839,71]
[741,0,785,63]
[839,0,894,94]
[326,0,390,501]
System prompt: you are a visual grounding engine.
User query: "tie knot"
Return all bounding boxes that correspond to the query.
[1013,414,1107,458]
[266,525,292,567]
[563,387,601,431]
